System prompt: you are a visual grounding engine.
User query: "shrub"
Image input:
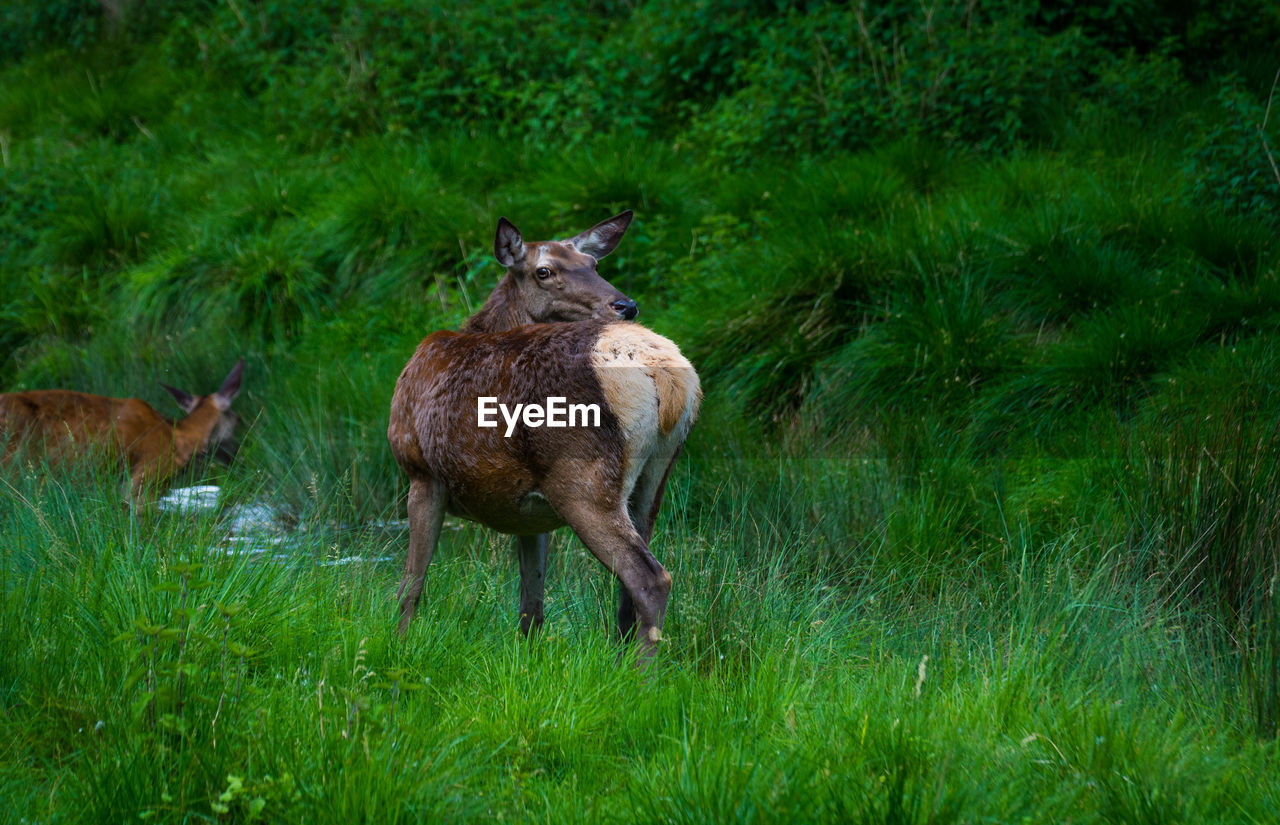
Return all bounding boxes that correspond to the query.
[1032,0,1280,81]
[684,2,1094,163]
[1184,79,1280,221]
[0,0,100,63]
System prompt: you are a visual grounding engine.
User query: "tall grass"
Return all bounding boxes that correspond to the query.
[1118,349,1280,736]
[4,1,1280,818]
[3,461,1277,822]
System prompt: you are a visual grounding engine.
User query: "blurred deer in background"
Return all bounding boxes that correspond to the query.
[0,360,245,506]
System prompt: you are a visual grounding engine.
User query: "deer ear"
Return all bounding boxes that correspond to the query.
[569,210,633,260]
[161,383,199,414]
[494,217,525,267]
[216,359,244,404]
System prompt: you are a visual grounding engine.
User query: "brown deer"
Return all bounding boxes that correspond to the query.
[388,211,700,659]
[0,360,245,506]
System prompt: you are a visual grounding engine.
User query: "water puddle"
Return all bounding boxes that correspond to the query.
[158,485,401,565]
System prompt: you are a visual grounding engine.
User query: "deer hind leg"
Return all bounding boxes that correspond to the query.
[516,532,550,636]
[397,476,447,634]
[616,447,684,641]
[549,492,672,660]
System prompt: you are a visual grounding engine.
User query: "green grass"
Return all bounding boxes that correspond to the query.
[2,463,1278,822]
[4,0,1280,819]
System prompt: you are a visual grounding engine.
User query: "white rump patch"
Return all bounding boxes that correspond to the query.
[589,324,701,498]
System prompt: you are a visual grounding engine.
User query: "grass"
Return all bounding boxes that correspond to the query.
[2,460,1280,818]
[5,154,1280,818]
[4,1,1280,819]
[2,464,1279,823]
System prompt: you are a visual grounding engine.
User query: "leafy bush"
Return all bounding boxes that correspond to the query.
[156,0,646,143]
[1033,0,1280,80]
[0,0,100,63]
[684,2,1094,163]
[1185,79,1280,221]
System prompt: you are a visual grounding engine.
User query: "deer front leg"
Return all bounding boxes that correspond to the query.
[516,532,550,636]
[127,455,168,511]
[397,476,447,634]
[616,583,637,642]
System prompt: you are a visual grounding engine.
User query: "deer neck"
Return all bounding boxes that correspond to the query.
[172,400,220,461]
[462,276,534,333]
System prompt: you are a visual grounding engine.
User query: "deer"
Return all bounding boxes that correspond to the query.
[0,360,245,507]
[388,211,700,660]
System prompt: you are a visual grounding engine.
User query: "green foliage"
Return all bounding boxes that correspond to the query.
[989,205,1153,325]
[156,0,646,143]
[1185,78,1280,221]
[41,166,167,270]
[182,224,333,340]
[240,327,410,524]
[0,0,100,63]
[1034,303,1204,404]
[114,563,252,737]
[686,2,1095,162]
[621,0,782,124]
[0,267,103,355]
[1033,0,1280,82]
[4,0,1280,817]
[819,266,1016,414]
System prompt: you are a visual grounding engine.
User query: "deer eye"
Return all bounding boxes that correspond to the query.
[534,266,552,280]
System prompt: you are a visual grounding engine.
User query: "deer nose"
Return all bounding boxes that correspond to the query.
[612,298,638,320]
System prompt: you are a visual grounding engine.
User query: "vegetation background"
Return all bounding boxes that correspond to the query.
[2,0,1280,821]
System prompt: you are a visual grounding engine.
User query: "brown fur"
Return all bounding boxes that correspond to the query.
[464,214,636,333]
[390,323,626,534]
[388,212,700,659]
[0,360,244,505]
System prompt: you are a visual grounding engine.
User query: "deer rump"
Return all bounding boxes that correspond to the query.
[388,319,700,536]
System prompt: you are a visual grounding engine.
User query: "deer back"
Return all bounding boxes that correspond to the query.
[388,320,700,532]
